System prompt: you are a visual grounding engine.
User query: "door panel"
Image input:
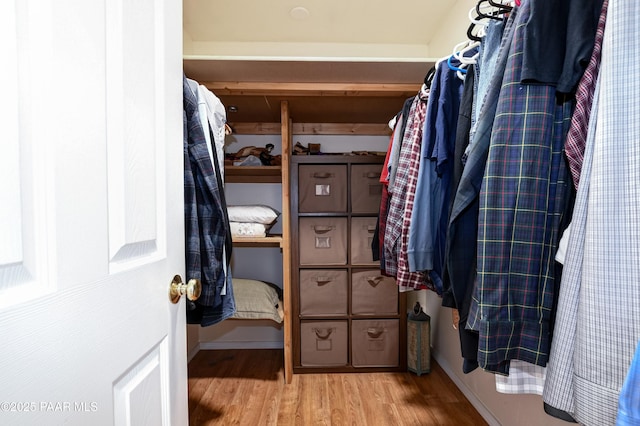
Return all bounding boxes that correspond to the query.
[113,339,169,426]
[106,0,162,269]
[0,0,56,308]
[0,0,186,425]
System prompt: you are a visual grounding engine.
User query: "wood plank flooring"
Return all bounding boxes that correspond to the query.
[188,349,487,426]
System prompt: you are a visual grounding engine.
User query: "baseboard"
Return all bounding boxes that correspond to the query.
[187,344,200,363]
[432,349,501,426]
[198,341,285,350]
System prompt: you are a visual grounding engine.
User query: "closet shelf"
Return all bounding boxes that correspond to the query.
[219,101,292,384]
[225,166,282,183]
[231,235,283,248]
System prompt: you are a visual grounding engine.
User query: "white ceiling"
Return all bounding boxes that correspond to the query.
[183,0,470,61]
[184,0,452,45]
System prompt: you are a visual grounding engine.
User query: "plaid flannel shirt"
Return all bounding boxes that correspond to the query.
[183,76,235,326]
[384,89,431,292]
[467,1,572,374]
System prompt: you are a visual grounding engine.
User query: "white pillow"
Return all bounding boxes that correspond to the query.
[227,205,280,225]
[230,222,268,238]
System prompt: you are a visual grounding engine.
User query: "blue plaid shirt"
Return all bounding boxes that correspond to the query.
[466,1,572,374]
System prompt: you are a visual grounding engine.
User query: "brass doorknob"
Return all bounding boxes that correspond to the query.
[169,275,201,304]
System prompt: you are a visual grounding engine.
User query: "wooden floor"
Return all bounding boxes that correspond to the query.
[188,349,488,426]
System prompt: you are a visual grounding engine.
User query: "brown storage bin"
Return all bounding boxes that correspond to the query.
[299,217,347,265]
[300,270,348,316]
[300,321,348,366]
[351,164,383,213]
[351,319,399,367]
[299,165,347,213]
[350,217,378,265]
[351,270,398,315]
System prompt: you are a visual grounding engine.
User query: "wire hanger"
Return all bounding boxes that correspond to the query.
[447,55,466,73]
[487,0,512,13]
[447,55,468,81]
[423,66,437,88]
[466,2,491,42]
[455,42,480,66]
[476,0,507,20]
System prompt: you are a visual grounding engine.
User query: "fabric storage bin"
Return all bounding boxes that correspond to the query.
[300,269,348,316]
[351,270,398,315]
[300,320,348,366]
[298,165,347,213]
[350,217,378,265]
[351,319,399,368]
[350,164,383,213]
[299,217,347,265]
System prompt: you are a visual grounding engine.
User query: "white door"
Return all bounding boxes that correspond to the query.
[0,0,186,425]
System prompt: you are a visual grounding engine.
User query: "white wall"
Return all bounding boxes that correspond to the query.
[428,0,478,59]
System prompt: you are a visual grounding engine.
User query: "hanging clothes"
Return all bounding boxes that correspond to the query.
[187,79,231,298]
[407,55,465,296]
[440,62,479,374]
[188,79,216,175]
[521,0,604,94]
[533,4,607,403]
[495,360,546,396]
[564,0,607,190]
[371,126,397,266]
[183,75,235,326]
[384,86,431,291]
[387,98,415,192]
[445,4,519,375]
[199,86,228,183]
[470,18,505,145]
[374,1,623,414]
[544,0,640,424]
[377,100,412,276]
[467,0,574,374]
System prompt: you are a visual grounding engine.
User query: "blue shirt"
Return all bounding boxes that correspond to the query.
[407,59,464,295]
[617,340,640,425]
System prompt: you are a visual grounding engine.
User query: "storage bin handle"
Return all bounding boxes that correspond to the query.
[312,172,332,179]
[367,225,376,233]
[366,328,383,338]
[365,172,379,179]
[366,276,383,286]
[315,276,332,285]
[314,328,334,339]
[313,225,333,234]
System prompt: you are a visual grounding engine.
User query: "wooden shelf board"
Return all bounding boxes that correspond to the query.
[232,122,392,136]
[232,235,283,248]
[225,166,282,183]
